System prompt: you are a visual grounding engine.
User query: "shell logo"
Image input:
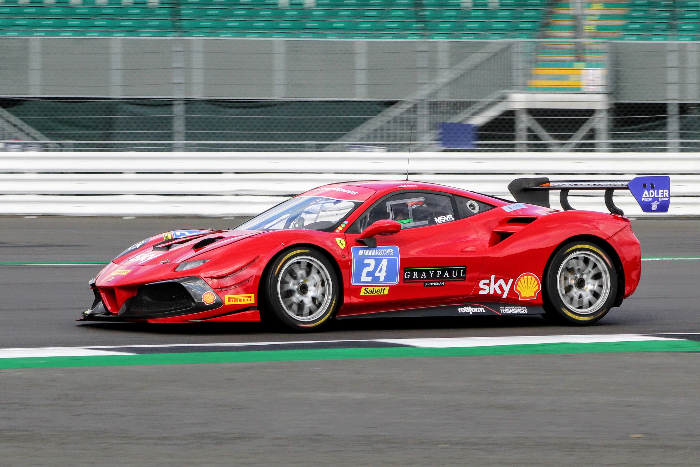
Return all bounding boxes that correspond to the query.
[514,273,541,300]
[202,291,217,305]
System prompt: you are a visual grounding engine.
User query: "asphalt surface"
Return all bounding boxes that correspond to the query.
[1,216,699,466]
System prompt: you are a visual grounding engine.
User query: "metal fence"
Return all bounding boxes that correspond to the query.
[1,151,695,216]
[1,38,700,152]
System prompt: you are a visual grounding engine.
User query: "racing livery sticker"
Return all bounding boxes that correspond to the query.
[360,286,389,295]
[502,203,527,212]
[424,281,445,287]
[225,294,255,305]
[111,269,131,276]
[125,251,164,265]
[458,306,487,314]
[202,291,217,305]
[335,238,346,249]
[107,269,131,282]
[628,176,671,213]
[500,306,529,314]
[514,273,541,300]
[434,214,454,224]
[304,185,375,202]
[478,275,513,299]
[404,266,466,282]
[478,273,541,300]
[335,220,349,233]
[351,246,400,286]
[164,230,210,241]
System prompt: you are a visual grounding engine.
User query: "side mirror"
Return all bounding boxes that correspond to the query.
[357,220,401,247]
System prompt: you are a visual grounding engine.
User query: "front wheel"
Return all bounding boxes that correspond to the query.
[262,248,339,331]
[543,241,618,325]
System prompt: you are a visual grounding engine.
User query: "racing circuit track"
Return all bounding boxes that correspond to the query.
[1,216,699,466]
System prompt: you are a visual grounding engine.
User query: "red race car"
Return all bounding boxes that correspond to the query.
[82,176,669,330]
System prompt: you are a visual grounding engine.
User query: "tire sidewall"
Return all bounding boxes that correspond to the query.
[544,242,618,325]
[264,247,339,331]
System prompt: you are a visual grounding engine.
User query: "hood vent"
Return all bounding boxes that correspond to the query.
[192,237,224,250]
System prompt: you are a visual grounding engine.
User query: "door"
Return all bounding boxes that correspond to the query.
[341,190,486,316]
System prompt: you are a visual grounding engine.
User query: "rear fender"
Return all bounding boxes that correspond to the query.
[476,212,628,305]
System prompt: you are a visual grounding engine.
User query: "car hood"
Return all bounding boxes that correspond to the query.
[95,229,268,287]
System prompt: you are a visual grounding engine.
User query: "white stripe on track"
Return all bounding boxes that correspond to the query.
[377,334,679,349]
[0,334,682,359]
[642,257,700,261]
[0,348,136,359]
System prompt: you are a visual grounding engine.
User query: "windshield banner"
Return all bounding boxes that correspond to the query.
[302,185,376,202]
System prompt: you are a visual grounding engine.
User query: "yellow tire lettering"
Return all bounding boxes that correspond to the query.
[299,297,336,327]
[564,244,611,267]
[274,249,310,276]
[561,307,597,321]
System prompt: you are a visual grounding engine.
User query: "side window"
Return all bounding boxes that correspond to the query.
[352,192,456,232]
[454,195,495,219]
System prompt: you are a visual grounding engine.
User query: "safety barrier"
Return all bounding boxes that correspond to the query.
[0,152,696,217]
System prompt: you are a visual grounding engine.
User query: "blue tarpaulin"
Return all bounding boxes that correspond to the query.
[439,122,477,149]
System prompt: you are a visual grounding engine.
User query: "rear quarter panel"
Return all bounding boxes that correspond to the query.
[471,208,632,305]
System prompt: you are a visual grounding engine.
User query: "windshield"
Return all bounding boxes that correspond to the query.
[236,196,362,232]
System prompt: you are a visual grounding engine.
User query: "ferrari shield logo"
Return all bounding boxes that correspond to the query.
[335,238,346,249]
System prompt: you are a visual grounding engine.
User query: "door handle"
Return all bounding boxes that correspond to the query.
[462,246,476,252]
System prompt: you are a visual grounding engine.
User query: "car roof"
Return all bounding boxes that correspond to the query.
[326,180,510,206]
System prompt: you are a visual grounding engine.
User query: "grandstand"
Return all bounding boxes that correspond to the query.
[0,0,545,39]
[0,0,698,40]
[1,0,700,152]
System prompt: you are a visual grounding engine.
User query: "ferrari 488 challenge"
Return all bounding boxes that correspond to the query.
[82,176,670,330]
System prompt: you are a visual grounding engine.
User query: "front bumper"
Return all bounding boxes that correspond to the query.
[81,276,224,321]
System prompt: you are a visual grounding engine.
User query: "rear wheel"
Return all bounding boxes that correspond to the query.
[262,248,339,331]
[543,241,617,325]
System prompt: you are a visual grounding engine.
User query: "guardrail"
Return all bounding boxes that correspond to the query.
[1,152,696,217]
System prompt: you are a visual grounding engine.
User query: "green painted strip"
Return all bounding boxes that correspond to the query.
[0,261,109,266]
[2,340,699,370]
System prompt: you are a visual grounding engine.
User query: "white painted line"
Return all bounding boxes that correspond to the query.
[642,257,700,261]
[82,340,369,350]
[376,334,680,349]
[0,334,684,359]
[0,347,136,359]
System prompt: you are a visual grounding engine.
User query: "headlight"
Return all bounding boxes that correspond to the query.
[175,259,209,271]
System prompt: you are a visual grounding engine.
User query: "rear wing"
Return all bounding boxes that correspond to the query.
[508,176,670,216]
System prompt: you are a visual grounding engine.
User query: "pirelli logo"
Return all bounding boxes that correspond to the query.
[111,269,131,276]
[360,286,389,295]
[225,294,255,305]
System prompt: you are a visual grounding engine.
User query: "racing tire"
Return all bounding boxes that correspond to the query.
[262,248,339,331]
[543,241,618,325]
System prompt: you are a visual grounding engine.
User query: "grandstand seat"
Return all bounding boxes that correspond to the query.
[680,11,700,20]
[490,21,515,32]
[679,22,700,33]
[426,20,458,32]
[463,21,487,33]
[386,9,415,20]
[467,9,492,20]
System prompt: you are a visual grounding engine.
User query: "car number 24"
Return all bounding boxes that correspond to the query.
[350,246,400,286]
